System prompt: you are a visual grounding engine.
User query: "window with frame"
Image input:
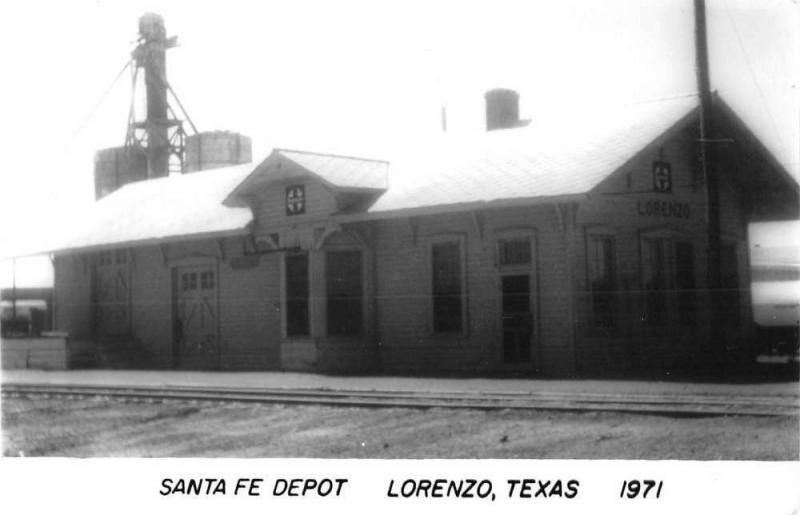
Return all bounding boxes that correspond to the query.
[498,237,531,267]
[97,250,113,267]
[642,238,669,326]
[200,270,215,290]
[431,241,464,333]
[326,250,363,336]
[285,254,310,337]
[587,235,616,328]
[181,271,199,291]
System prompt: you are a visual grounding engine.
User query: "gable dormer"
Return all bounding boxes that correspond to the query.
[225,149,389,233]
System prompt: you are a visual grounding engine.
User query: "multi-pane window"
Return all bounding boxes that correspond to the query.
[498,238,531,267]
[432,241,463,333]
[98,250,113,267]
[180,270,215,291]
[285,254,310,337]
[326,250,363,336]
[587,235,616,328]
[642,238,669,326]
[96,249,129,266]
[200,270,215,290]
[181,271,200,291]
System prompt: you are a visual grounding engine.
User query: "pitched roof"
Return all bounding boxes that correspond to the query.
[225,148,389,206]
[34,94,758,256]
[277,149,389,190]
[45,164,253,254]
[369,95,700,213]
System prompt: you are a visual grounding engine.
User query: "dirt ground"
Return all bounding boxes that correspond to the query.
[2,397,797,459]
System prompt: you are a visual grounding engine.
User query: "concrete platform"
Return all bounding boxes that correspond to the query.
[2,369,798,399]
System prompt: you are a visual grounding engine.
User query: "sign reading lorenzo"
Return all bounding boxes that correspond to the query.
[652,160,672,193]
[286,185,306,215]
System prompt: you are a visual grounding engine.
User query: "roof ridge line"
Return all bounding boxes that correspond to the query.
[275,147,390,164]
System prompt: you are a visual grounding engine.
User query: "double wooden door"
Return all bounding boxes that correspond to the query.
[173,265,219,369]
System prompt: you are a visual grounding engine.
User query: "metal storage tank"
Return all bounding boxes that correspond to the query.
[184,131,252,173]
[94,146,148,199]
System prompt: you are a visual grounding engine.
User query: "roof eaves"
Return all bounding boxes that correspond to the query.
[222,153,277,207]
[587,102,701,195]
[335,185,388,194]
[45,227,251,258]
[336,193,588,223]
[274,147,390,164]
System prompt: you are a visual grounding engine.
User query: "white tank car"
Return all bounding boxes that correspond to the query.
[751,281,800,328]
[748,222,800,363]
[751,278,800,363]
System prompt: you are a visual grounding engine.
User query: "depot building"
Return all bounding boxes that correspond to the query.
[45,92,798,376]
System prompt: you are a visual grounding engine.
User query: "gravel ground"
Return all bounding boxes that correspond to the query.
[2,397,797,459]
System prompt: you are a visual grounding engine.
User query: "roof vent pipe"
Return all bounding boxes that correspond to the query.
[485,88,520,131]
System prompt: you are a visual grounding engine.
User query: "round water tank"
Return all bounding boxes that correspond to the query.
[94,146,148,199]
[185,131,252,173]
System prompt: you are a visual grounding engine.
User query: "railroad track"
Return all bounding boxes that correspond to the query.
[2,382,798,417]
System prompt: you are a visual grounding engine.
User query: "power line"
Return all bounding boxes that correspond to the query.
[65,59,132,151]
[722,0,789,165]
[624,92,699,106]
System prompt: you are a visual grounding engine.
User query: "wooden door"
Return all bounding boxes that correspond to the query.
[174,265,219,369]
[93,250,130,342]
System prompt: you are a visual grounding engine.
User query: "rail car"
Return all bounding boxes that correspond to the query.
[751,279,800,366]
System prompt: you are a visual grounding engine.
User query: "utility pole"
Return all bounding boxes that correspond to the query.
[11,257,17,320]
[694,0,723,352]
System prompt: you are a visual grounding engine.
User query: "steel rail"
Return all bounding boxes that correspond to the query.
[3,382,797,407]
[2,383,797,417]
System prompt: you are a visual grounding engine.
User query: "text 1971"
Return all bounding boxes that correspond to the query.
[619,480,663,499]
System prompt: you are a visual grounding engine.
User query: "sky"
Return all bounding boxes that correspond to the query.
[0,0,797,287]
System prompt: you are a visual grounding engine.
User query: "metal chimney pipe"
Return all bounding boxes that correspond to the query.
[485,89,520,131]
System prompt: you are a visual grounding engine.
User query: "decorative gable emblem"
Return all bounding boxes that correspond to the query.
[652,161,672,193]
[286,185,306,215]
